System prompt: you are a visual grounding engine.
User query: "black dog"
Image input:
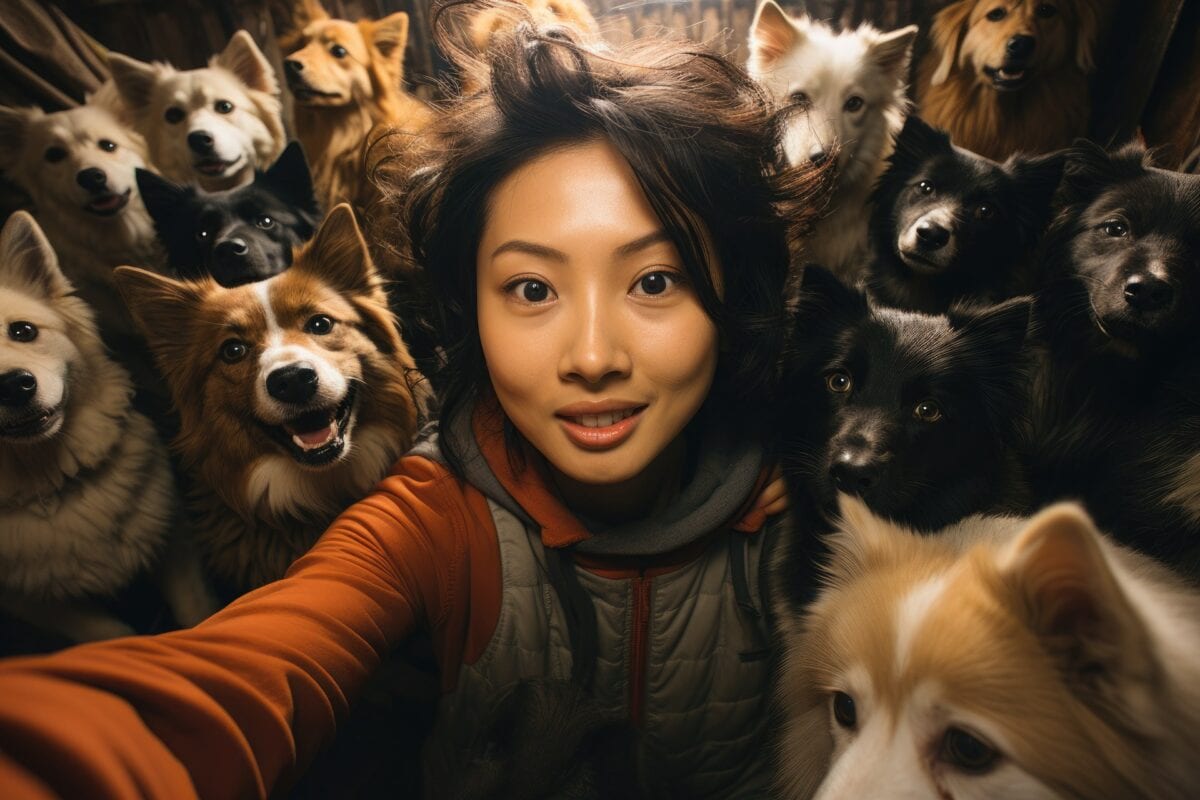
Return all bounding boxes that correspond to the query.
[867,115,1063,313]
[1027,140,1200,570]
[780,267,1033,535]
[137,141,320,286]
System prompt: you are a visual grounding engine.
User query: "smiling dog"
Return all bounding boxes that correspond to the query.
[114,204,421,596]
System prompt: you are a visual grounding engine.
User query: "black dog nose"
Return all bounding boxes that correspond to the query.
[76,168,107,191]
[1006,35,1035,60]
[1124,274,1174,312]
[188,131,215,155]
[830,451,879,494]
[284,59,304,75]
[215,238,249,259]
[915,221,950,251]
[0,369,37,408]
[267,364,318,404]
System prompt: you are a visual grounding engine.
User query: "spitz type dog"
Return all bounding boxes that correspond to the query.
[137,141,321,286]
[1029,141,1200,569]
[915,0,1105,160]
[0,212,211,644]
[0,102,162,342]
[773,496,1200,800]
[108,31,286,192]
[114,205,422,595]
[867,115,1063,313]
[747,0,916,281]
[278,0,434,210]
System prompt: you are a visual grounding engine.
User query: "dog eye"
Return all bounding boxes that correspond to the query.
[330,44,348,59]
[1101,219,1129,237]
[304,314,334,335]
[219,339,248,363]
[214,100,234,114]
[256,215,275,230]
[986,7,1007,21]
[98,139,118,153]
[917,180,935,195]
[1036,3,1058,17]
[974,203,995,220]
[8,321,38,342]
[940,727,1000,773]
[826,371,852,393]
[831,692,857,729]
[43,146,67,163]
[843,96,864,113]
[164,107,185,124]
[195,228,211,243]
[789,90,811,109]
[914,400,943,422]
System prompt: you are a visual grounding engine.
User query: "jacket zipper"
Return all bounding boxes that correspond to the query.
[629,568,651,726]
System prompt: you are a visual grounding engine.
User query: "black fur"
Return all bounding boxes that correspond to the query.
[137,141,320,286]
[867,115,1063,313]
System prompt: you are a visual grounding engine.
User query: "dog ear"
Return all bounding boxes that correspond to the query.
[891,114,953,166]
[869,24,919,79]
[1008,150,1067,234]
[0,105,38,173]
[261,141,319,224]
[112,266,207,367]
[372,12,410,63]
[1059,139,1149,203]
[796,265,869,324]
[948,295,1032,364]
[1071,0,1101,73]
[1000,503,1157,702]
[928,0,973,86]
[299,204,380,296]
[0,211,72,299]
[135,168,188,228]
[107,53,165,111]
[748,1,800,71]
[214,31,279,97]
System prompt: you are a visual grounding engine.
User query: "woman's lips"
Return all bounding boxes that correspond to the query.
[556,405,646,450]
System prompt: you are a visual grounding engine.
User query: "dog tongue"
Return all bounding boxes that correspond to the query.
[292,424,334,450]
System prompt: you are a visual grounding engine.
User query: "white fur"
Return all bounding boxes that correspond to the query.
[892,576,947,675]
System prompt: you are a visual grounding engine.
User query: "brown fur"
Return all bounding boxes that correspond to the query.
[468,0,599,52]
[113,205,422,594]
[915,0,1105,160]
[277,0,434,211]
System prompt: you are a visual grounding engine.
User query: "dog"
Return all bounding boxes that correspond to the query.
[1027,140,1200,571]
[747,0,916,282]
[0,212,212,648]
[468,0,599,54]
[276,0,434,210]
[914,0,1106,161]
[137,141,320,286]
[772,495,1200,800]
[108,31,286,192]
[114,204,422,597]
[0,101,163,344]
[867,114,1064,313]
[780,266,1032,539]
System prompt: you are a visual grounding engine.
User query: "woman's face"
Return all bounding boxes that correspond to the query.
[477,139,719,486]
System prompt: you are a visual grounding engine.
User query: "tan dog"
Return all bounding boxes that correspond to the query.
[469,0,599,52]
[915,0,1105,160]
[277,0,434,210]
[114,205,422,596]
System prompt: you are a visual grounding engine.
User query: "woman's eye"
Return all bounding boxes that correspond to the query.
[826,371,852,393]
[164,107,185,124]
[214,100,234,114]
[940,727,1000,773]
[98,139,117,153]
[632,271,680,297]
[256,215,275,229]
[330,44,348,58]
[1101,219,1129,237]
[843,96,864,113]
[917,180,935,195]
[914,399,943,422]
[507,279,554,304]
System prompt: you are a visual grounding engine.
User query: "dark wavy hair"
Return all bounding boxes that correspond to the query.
[373,0,828,473]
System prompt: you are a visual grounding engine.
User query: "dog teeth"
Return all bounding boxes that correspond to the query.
[291,423,336,451]
[570,409,638,428]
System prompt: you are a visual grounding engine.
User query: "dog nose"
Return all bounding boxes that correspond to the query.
[76,168,108,192]
[284,59,304,75]
[1123,274,1174,312]
[809,148,828,166]
[0,369,37,408]
[1006,35,1035,60]
[188,131,215,155]
[830,450,879,495]
[215,238,249,259]
[267,364,319,404]
[915,221,950,251]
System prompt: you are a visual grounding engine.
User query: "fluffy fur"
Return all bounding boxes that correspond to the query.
[137,141,321,286]
[468,0,599,53]
[277,0,434,210]
[108,31,286,192]
[772,496,1200,800]
[914,0,1104,161]
[867,115,1064,313]
[1027,141,1200,570]
[0,101,163,342]
[114,205,422,596]
[747,1,916,281]
[0,212,211,645]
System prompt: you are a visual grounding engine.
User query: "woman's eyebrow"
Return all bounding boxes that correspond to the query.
[490,240,567,262]
[614,230,670,258]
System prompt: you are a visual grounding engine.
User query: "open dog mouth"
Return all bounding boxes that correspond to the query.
[84,189,131,216]
[0,404,63,441]
[983,65,1030,91]
[259,384,357,467]
[194,156,243,177]
[288,81,341,103]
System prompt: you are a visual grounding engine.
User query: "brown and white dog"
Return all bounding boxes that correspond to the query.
[108,31,287,192]
[914,0,1106,161]
[773,496,1200,799]
[276,0,434,210]
[114,204,422,596]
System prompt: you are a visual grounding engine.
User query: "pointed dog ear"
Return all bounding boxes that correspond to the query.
[135,168,189,228]
[112,266,212,390]
[372,12,410,63]
[748,1,801,71]
[868,24,918,79]
[297,204,379,297]
[261,142,320,233]
[891,114,953,166]
[0,105,41,174]
[107,52,167,111]
[0,212,72,299]
[1058,139,1149,204]
[928,0,973,86]
[214,30,279,96]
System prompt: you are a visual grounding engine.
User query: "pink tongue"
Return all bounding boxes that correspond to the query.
[92,196,118,209]
[295,424,333,446]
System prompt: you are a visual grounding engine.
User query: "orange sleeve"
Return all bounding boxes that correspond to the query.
[0,454,481,800]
